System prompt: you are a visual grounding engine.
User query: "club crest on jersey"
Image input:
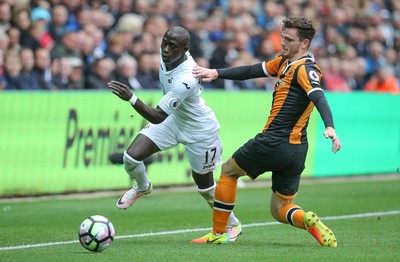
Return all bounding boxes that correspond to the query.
[170,98,181,109]
[168,77,173,83]
[309,70,319,82]
[275,79,285,90]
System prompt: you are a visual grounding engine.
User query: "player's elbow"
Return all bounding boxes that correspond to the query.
[150,111,168,124]
[151,117,165,124]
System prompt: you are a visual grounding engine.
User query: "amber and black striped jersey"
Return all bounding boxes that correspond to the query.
[216,52,334,145]
[261,52,323,144]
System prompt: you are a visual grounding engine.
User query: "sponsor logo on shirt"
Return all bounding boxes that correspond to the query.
[203,163,215,169]
[182,82,190,89]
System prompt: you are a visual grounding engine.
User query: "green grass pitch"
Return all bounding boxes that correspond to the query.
[0,176,399,262]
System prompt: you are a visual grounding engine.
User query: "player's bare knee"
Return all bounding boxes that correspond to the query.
[270,192,294,221]
[192,170,214,189]
[270,207,280,221]
[221,160,243,180]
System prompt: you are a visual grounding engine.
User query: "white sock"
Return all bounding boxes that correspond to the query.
[123,152,151,191]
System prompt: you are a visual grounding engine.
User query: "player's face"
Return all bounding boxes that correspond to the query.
[161,31,187,70]
[280,28,307,61]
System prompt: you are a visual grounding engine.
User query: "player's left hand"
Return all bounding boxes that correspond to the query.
[324,127,342,153]
[192,65,218,82]
[108,80,133,101]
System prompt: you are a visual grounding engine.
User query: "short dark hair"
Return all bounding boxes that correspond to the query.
[282,16,316,43]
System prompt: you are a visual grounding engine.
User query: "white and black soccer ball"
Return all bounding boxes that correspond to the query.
[78,215,115,252]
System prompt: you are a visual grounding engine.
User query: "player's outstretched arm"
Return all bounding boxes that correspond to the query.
[193,63,265,82]
[107,80,168,124]
[323,127,341,153]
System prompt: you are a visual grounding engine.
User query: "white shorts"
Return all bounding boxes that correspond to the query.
[139,117,222,174]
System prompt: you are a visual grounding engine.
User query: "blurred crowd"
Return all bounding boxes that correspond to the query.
[0,0,399,93]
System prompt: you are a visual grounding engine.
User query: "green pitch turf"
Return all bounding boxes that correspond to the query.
[0,176,399,262]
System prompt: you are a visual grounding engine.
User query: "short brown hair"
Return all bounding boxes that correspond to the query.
[282,16,316,43]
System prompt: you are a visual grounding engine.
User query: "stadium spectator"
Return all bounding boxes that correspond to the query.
[20,20,54,51]
[19,21,42,51]
[67,57,85,89]
[233,30,255,57]
[128,32,158,58]
[30,7,53,50]
[51,56,72,89]
[81,23,106,61]
[179,11,204,59]
[6,27,21,53]
[135,52,160,90]
[256,37,279,62]
[73,30,95,78]
[104,32,126,62]
[353,57,369,90]
[31,6,51,24]
[112,14,142,53]
[0,29,8,51]
[321,56,352,92]
[75,7,93,31]
[0,2,12,35]
[142,14,169,39]
[208,33,237,89]
[16,47,42,90]
[60,0,81,32]
[88,7,115,35]
[11,7,31,43]
[364,64,400,94]
[3,51,21,90]
[85,57,115,89]
[50,30,81,59]
[48,4,69,41]
[119,0,133,15]
[364,41,388,80]
[33,47,54,90]
[98,0,121,26]
[113,13,143,40]
[154,0,179,25]
[115,55,143,90]
[148,52,161,87]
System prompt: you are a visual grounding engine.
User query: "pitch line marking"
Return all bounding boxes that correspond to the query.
[1,210,399,251]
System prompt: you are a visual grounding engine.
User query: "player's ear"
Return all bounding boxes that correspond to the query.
[302,39,310,49]
[184,45,189,52]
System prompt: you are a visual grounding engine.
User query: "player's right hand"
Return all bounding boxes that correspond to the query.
[323,127,342,153]
[108,80,133,102]
[192,66,218,82]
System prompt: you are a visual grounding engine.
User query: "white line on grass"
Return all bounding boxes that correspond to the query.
[1,210,399,251]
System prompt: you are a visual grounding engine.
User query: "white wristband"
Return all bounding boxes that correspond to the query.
[129,94,138,105]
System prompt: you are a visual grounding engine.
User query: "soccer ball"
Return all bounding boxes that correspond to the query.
[78,215,115,252]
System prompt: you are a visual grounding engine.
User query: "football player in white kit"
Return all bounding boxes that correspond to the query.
[108,26,242,241]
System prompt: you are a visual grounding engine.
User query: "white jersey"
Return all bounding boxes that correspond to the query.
[157,52,219,140]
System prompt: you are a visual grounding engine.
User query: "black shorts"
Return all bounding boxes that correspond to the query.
[232,132,308,196]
